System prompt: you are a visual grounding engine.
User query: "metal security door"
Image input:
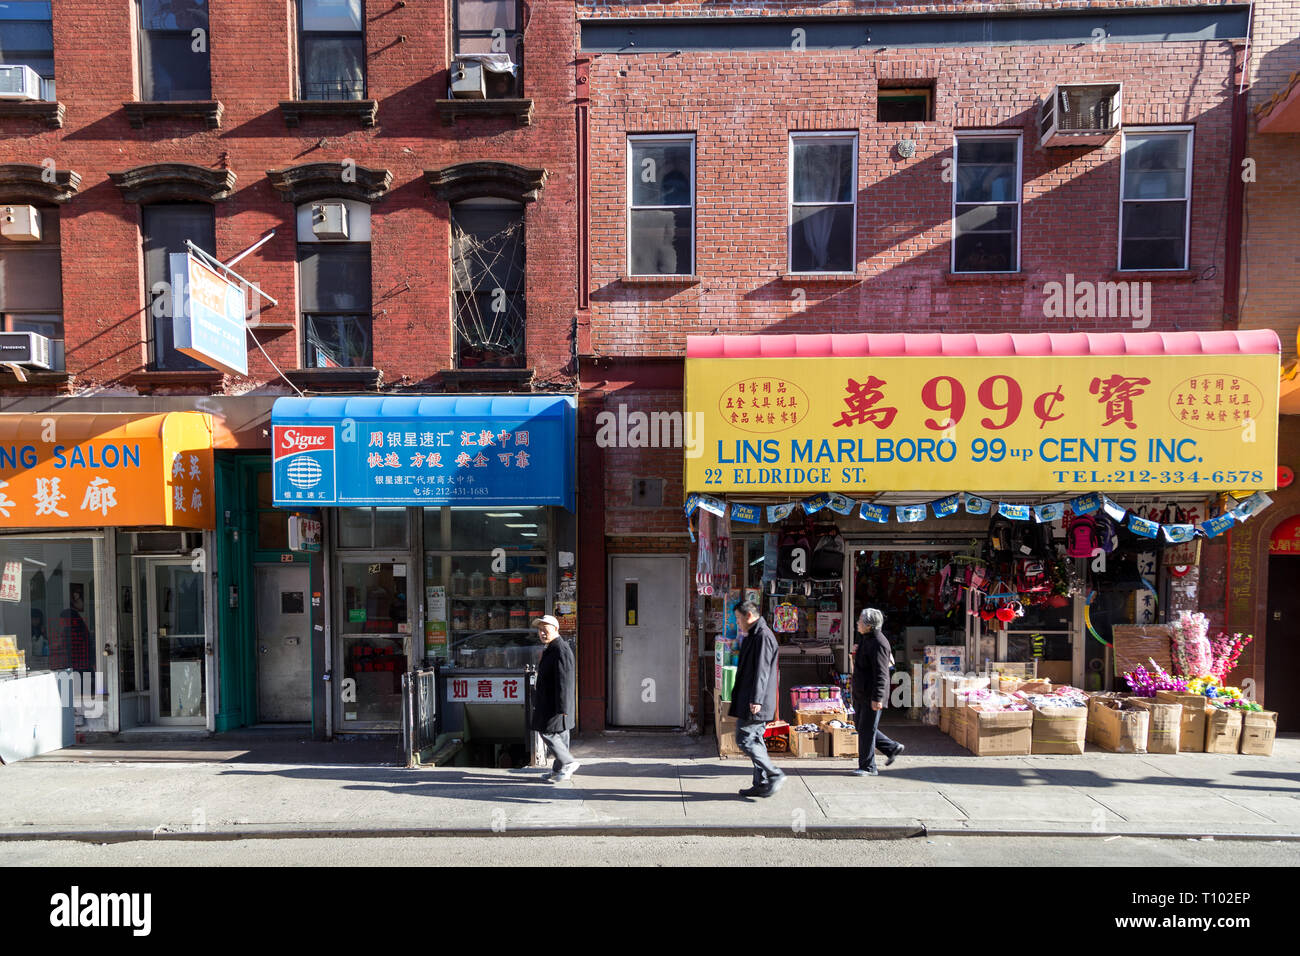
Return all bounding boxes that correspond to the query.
[609,556,686,727]
[255,564,311,722]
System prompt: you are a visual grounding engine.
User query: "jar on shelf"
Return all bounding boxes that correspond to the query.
[450,569,467,596]
[488,603,508,630]
[508,576,525,597]
[452,603,469,631]
[489,575,508,597]
[469,605,487,631]
[509,603,527,629]
[469,570,486,597]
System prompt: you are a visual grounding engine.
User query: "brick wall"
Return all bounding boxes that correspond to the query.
[1,0,577,392]
[584,41,1238,355]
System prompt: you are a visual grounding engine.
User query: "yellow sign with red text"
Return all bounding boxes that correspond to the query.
[685,354,1279,494]
[0,413,215,529]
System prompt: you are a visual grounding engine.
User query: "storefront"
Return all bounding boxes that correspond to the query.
[270,395,577,760]
[0,412,216,759]
[678,330,1282,733]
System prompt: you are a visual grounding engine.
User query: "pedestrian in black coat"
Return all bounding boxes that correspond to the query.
[850,607,903,776]
[531,615,579,782]
[731,600,785,798]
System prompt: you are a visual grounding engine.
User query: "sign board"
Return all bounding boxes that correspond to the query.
[288,515,322,552]
[448,675,525,704]
[271,396,576,508]
[170,252,249,376]
[1269,514,1300,554]
[686,353,1280,494]
[0,561,20,602]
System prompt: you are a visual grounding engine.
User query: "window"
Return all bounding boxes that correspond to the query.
[1120,129,1192,271]
[137,0,210,101]
[297,200,372,368]
[789,133,856,273]
[627,135,694,276]
[878,84,932,123]
[297,0,364,100]
[0,1,54,97]
[0,536,100,679]
[952,133,1021,273]
[452,200,525,369]
[0,206,63,370]
[453,0,521,97]
[336,507,408,549]
[142,203,213,371]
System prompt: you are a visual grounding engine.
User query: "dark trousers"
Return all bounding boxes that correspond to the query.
[735,719,782,787]
[540,730,574,771]
[856,702,901,772]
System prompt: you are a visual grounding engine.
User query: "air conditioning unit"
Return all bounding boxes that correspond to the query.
[311,202,349,240]
[450,59,485,99]
[0,332,53,370]
[0,64,44,101]
[1039,83,1121,148]
[1,205,41,241]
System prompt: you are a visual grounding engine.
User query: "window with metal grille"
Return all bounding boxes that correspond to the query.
[137,0,211,101]
[297,0,365,100]
[452,201,525,369]
[300,243,372,367]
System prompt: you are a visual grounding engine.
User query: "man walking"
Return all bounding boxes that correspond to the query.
[851,608,904,776]
[730,600,784,798]
[531,615,579,782]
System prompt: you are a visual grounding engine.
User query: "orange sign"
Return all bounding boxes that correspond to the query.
[0,413,215,529]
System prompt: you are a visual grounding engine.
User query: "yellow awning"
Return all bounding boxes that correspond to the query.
[0,413,215,529]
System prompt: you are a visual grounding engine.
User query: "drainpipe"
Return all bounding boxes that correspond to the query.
[1222,40,1250,331]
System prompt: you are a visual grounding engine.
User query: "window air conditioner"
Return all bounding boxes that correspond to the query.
[1,205,41,241]
[1039,83,1121,148]
[311,202,349,240]
[0,332,53,370]
[0,64,44,101]
[450,59,486,99]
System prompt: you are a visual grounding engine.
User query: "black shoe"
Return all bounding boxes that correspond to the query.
[886,745,904,767]
[739,785,764,798]
[756,773,787,797]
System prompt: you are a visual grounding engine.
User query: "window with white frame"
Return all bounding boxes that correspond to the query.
[1120,129,1192,271]
[952,133,1021,273]
[789,133,856,273]
[0,206,63,371]
[627,135,694,276]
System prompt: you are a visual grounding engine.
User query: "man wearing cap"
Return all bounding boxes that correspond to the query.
[731,600,784,798]
[531,615,579,782]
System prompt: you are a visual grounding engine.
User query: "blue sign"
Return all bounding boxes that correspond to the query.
[271,395,576,509]
[170,253,248,376]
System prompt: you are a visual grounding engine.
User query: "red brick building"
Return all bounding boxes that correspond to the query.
[574,2,1272,733]
[0,1,580,743]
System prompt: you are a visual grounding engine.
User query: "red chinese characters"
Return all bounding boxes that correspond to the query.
[833,376,898,430]
[1089,374,1151,430]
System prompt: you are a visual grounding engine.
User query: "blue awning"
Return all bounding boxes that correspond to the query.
[270,395,576,510]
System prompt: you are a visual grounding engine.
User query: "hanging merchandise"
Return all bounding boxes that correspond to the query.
[1065,513,1101,557]
[773,600,800,633]
[714,511,732,593]
[810,525,846,580]
[696,510,715,596]
[777,523,812,579]
[1096,513,1120,552]
[988,516,1015,557]
[762,533,779,583]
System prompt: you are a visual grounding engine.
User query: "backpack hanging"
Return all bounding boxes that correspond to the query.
[988,517,1015,557]
[1065,514,1100,558]
[777,526,812,579]
[810,527,846,580]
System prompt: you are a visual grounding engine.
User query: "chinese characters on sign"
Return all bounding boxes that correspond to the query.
[447,676,524,705]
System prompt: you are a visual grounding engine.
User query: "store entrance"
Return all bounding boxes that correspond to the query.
[336,557,410,729]
[254,564,311,722]
[1266,554,1300,731]
[141,558,207,725]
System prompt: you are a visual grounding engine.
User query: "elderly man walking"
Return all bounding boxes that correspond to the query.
[531,615,579,782]
[730,600,784,798]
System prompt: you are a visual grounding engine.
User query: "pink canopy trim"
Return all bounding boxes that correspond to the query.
[685,330,1282,360]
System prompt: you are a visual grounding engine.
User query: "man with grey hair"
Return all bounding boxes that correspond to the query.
[730,599,784,798]
[531,615,579,782]
[851,607,903,776]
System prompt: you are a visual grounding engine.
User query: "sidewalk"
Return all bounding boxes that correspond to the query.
[2,727,1297,841]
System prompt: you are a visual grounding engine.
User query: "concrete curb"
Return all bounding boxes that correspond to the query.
[1,824,1297,843]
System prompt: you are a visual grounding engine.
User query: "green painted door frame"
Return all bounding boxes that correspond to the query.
[215,454,317,734]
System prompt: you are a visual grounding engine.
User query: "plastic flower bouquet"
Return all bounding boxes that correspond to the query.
[1209,630,1254,683]
[1171,611,1213,677]
[1123,659,1188,697]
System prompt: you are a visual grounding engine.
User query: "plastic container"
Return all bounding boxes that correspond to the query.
[469,571,486,597]
[489,575,508,597]
[508,576,525,597]
[469,605,487,631]
[488,603,508,630]
[450,570,467,596]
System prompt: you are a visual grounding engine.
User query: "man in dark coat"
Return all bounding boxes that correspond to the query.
[531,615,579,782]
[731,600,784,798]
[851,607,903,776]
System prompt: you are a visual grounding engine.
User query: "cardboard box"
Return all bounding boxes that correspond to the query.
[1091,700,1149,753]
[964,706,1033,756]
[789,728,827,757]
[764,720,791,754]
[949,702,969,744]
[1036,661,1073,686]
[939,704,952,735]
[795,708,848,732]
[1204,707,1243,754]
[828,726,859,758]
[1111,624,1175,679]
[1029,703,1087,755]
[714,689,743,757]
[1086,692,1128,744]
[1156,690,1208,753]
[1240,710,1278,756]
[1129,699,1182,754]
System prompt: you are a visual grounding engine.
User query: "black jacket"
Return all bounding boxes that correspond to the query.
[730,616,779,722]
[853,629,892,707]
[532,637,575,733]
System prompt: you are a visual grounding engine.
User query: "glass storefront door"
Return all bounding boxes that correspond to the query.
[144,558,207,725]
[337,558,410,728]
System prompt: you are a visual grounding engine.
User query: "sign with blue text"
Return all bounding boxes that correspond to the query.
[170,252,248,376]
[271,395,576,510]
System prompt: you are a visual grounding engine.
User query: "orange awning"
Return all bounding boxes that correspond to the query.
[0,413,215,530]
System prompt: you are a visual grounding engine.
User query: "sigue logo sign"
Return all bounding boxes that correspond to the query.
[272,425,337,503]
[274,427,335,457]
